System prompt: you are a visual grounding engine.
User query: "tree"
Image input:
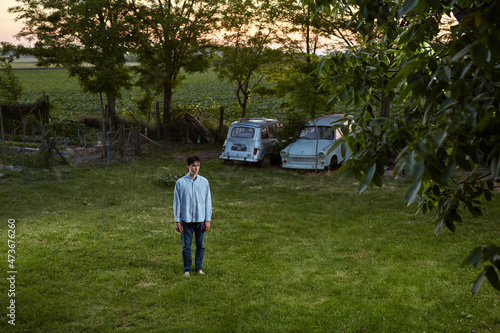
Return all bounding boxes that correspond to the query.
[212,0,283,118]
[275,0,335,57]
[132,0,219,124]
[10,0,134,128]
[305,0,500,294]
[0,48,23,102]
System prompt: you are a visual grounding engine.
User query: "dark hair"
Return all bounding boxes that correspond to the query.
[186,155,201,165]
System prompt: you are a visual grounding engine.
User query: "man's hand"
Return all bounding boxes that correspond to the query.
[203,221,211,232]
[175,222,183,233]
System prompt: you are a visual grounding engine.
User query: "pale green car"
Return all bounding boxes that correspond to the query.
[280,114,352,170]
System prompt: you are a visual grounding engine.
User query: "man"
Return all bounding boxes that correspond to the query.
[173,156,212,277]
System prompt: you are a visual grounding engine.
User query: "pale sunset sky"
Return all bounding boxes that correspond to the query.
[0,0,26,44]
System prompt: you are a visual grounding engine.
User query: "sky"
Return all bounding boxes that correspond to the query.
[0,0,26,44]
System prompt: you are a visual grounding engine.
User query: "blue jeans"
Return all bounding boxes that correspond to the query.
[180,222,205,272]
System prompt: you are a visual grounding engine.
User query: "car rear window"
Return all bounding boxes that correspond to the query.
[231,127,255,138]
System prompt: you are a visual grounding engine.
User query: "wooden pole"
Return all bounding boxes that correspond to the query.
[140,133,165,150]
[119,124,124,158]
[38,109,50,169]
[134,126,141,157]
[155,101,162,140]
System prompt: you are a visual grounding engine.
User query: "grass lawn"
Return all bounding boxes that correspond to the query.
[0,148,499,332]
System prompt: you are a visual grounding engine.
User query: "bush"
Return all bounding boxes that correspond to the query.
[152,167,183,187]
[274,110,309,152]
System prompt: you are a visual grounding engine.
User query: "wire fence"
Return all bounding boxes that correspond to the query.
[1,122,165,169]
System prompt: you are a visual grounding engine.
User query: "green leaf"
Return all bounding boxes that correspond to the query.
[397,83,413,104]
[468,205,483,217]
[444,215,456,232]
[443,161,455,181]
[434,219,443,237]
[372,174,382,187]
[357,182,368,194]
[484,190,492,201]
[485,266,500,291]
[405,180,421,205]
[364,163,376,186]
[384,61,418,95]
[472,270,486,295]
[398,0,419,17]
[463,247,484,267]
[471,42,490,68]
[451,44,472,62]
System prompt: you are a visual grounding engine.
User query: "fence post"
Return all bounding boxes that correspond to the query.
[38,109,50,169]
[119,124,124,158]
[134,125,141,157]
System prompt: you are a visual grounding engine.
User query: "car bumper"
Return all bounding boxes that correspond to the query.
[281,156,327,169]
[220,155,260,163]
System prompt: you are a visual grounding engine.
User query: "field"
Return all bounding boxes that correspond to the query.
[11,62,285,122]
[1,65,499,331]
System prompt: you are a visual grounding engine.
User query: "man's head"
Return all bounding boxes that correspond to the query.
[186,156,201,178]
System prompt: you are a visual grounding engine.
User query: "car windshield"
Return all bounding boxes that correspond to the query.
[231,127,255,139]
[298,126,334,140]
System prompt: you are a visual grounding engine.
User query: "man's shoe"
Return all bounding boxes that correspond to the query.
[183,271,190,277]
[197,270,205,275]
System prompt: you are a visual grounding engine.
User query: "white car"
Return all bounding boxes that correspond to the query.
[280,114,351,170]
[220,118,282,167]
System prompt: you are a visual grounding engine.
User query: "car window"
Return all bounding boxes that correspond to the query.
[298,126,334,140]
[231,127,255,138]
[261,127,269,139]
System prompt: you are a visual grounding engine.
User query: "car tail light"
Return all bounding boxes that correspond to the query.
[253,148,258,155]
[222,145,225,153]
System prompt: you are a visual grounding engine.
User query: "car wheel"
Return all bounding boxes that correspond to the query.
[328,156,340,170]
[259,154,272,168]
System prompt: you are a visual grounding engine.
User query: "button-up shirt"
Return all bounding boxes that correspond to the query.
[173,174,212,223]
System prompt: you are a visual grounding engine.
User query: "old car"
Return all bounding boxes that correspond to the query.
[220,118,282,167]
[280,114,351,170]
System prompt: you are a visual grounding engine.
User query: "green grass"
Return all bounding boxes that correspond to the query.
[1,150,499,332]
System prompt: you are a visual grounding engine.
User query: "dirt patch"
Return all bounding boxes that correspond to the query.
[172,148,221,163]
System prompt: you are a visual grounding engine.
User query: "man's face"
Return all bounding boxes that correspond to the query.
[187,161,200,177]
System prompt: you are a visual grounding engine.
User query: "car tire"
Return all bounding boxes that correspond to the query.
[259,154,272,168]
[328,156,340,170]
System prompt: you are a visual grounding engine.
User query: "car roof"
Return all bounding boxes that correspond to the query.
[305,114,348,127]
[230,118,281,127]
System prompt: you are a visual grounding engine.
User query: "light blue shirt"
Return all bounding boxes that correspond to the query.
[173,174,212,223]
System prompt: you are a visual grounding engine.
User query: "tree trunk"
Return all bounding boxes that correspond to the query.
[163,81,173,124]
[240,94,248,118]
[155,101,163,139]
[381,94,390,118]
[106,93,117,130]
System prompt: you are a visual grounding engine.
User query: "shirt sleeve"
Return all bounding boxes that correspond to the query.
[205,180,212,222]
[173,180,181,222]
